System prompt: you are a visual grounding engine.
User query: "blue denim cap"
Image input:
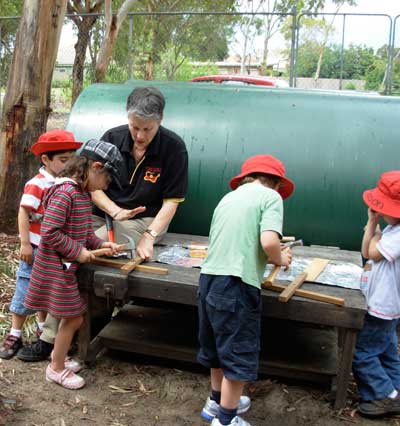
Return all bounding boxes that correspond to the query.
[80,139,123,189]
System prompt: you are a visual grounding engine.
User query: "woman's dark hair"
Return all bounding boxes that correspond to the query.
[239,173,281,188]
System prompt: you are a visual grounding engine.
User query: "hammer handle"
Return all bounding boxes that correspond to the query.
[90,244,127,257]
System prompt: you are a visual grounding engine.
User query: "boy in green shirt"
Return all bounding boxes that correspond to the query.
[198,155,295,426]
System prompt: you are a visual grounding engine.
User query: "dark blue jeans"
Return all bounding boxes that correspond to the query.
[352,314,400,401]
[197,274,262,381]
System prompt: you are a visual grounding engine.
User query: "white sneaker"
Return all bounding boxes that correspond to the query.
[201,396,251,420]
[211,416,252,426]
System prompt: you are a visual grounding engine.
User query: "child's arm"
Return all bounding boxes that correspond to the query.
[261,230,292,267]
[18,206,33,264]
[86,229,119,256]
[361,208,383,261]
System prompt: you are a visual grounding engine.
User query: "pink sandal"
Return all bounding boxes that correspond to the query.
[46,364,85,389]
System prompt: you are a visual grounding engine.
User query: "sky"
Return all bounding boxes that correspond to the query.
[322,0,400,49]
[228,0,400,62]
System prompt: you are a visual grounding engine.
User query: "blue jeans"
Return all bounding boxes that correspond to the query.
[352,313,400,401]
[10,247,37,316]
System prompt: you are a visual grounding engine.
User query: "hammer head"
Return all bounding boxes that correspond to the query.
[121,232,136,253]
[121,233,136,258]
[284,239,303,248]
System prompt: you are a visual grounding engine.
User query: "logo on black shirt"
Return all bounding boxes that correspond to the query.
[144,167,161,184]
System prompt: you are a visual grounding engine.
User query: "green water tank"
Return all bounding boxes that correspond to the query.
[67,80,400,250]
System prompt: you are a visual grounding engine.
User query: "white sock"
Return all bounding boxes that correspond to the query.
[37,322,45,331]
[389,389,398,399]
[10,328,22,338]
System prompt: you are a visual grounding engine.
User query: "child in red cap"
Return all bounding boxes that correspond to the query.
[197,155,294,426]
[353,171,400,417]
[0,130,81,360]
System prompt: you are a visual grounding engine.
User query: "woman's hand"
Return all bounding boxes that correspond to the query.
[20,242,33,264]
[136,232,154,260]
[113,206,146,221]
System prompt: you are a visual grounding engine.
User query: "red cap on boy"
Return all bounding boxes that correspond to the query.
[30,129,82,156]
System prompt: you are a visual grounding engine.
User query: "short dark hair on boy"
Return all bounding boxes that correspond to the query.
[41,149,76,160]
[239,173,281,187]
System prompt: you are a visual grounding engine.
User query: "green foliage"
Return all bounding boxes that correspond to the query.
[0,0,23,86]
[275,0,357,14]
[109,0,237,81]
[155,59,219,81]
[344,82,356,90]
[295,42,377,80]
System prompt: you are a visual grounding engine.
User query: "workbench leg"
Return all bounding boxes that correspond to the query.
[78,291,91,361]
[85,336,105,366]
[334,328,358,410]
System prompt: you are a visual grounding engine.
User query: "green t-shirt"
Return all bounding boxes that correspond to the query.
[201,182,283,289]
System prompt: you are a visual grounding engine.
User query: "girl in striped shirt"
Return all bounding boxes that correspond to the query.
[25,140,122,390]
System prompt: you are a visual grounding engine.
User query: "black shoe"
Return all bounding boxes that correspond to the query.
[0,334,23,359]
[359,395,400,417]
[16,339,53,362]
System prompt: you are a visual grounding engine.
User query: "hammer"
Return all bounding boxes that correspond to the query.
[105,213,115,243]
[89,232,136,258]
[119,232,145,274]
[264,239,303,286]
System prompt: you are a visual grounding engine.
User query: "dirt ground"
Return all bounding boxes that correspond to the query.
[1,236,399,426]
[1,349,399,426]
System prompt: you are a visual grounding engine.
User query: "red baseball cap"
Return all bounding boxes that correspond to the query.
[363,171,400,218]
[31,129,82,156]
[230,154,295,199]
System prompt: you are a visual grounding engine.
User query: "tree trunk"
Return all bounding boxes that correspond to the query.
[145,54,154,80]
[71,16,97,105]
[95,0,138,83]
[95,14,118,82]
[0,0,67,232]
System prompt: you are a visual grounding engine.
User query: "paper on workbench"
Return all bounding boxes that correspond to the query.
[264,257,362,290]
[157,245,203,268]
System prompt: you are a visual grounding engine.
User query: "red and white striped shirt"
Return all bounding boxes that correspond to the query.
[20,167,56,246]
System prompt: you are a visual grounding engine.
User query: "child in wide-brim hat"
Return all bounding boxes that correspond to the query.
[0,130,82,361]
[353,171,400,417]
[197,154,294,426]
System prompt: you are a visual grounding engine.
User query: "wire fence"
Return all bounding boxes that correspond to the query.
[0,11,400,122]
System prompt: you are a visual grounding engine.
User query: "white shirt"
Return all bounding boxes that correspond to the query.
[360,224,400,319]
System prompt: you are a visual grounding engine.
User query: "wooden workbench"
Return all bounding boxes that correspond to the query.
[77,233,366,410]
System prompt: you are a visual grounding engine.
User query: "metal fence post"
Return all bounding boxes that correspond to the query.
[289,7,297,87]
[128,15,133,80]
[386,17,395,95]
[0,23,2,115]
[339,14,346,90]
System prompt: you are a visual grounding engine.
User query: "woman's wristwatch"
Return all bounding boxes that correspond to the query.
[145,228,158,239]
